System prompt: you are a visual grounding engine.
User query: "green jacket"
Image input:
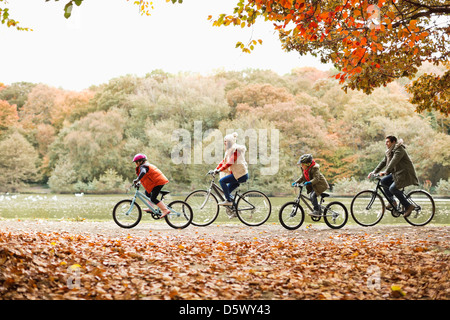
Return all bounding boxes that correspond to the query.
[374,144,419,189]
[295,163,329,195]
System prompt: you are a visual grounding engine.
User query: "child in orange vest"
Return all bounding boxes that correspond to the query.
[133,153,170,218]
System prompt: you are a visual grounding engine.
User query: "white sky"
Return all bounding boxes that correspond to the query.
[1,0,332,91]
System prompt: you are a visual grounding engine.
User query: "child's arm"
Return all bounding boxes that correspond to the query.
[134,166,147,183]
[294,176,305,184]
[215,159,225,172]
[216,151,239,172]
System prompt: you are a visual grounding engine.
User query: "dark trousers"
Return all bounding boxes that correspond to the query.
[310,191,320,211]
[219,173,249,202]
[380,174,410,208]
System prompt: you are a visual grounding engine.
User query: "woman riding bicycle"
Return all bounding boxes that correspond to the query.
[132,153,170,218]
[213,132,249,206]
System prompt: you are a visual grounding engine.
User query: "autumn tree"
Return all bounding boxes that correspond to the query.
[0,82,36,111]
[19,84,61,130]
[48,109,127,183]
[4,0,448,114]
[89,75,142,114]
[226,83,293,109]
[209,0,450,115]
[129,74,230,131]
[53,89,95,128]
[0,131,40,192]
[230,101,339,184]
[0,100,18,133]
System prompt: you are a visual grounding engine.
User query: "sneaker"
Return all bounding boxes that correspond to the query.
[403,204,415,218]
[218,201,233,206]
[386,201,398,210]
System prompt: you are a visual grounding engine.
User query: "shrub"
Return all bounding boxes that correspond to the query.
[435,179,450,196]
[332,177,374,196]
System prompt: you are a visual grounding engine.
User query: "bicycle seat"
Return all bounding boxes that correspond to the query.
[160,191,170,196]
[321,193,330,198]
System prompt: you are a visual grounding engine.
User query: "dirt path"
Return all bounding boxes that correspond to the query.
[0,219,448,243]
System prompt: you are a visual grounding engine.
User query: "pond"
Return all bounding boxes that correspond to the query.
[0,193,449,226]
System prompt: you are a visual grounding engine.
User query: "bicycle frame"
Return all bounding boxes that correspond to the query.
[370,177,403,212]
[200,174,239,209]
[205,175,226,203]
[201,173,256,213]
[293,184,328,215]
[369,177,425,216]
[279,184,347,229]
[127,184,177,217]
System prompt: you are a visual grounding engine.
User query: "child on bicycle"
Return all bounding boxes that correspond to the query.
[132,153,170,218]
[293,154,329,216]
[213,132,249,206]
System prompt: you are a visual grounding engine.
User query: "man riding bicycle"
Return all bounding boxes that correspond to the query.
[368,136,418,217]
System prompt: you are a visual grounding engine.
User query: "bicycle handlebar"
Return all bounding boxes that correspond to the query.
[292,182,305,188]
[129,181,141,190]
[206,170,218,177]
[369,173,383,180]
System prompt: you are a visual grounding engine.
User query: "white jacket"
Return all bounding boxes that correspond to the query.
[219,143,248,179]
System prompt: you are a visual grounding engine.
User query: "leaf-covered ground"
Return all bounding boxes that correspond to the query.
[0,221,449,300]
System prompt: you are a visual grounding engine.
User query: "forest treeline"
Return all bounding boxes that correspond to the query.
[0,66,449,195]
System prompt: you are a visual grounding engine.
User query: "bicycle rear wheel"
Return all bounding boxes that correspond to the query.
[185,190,219,226]
[112,199,142,228]
[165,200,193,229]
[404,190,435,226]
[323,201,348,229]
[236,190,271,226]
[279,202,304,230]
[351,190,385,226]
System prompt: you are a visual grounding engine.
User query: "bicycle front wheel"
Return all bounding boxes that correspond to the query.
[236,190,272,226]
[165,200,193,229]
[404,190,435,226]
[185,190,219,227]
[351,190,385,226]
[112,199,142,228]
[323,201,348,229]
[279,202,304,230]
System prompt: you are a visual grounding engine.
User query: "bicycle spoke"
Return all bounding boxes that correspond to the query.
[112,200,142,228]
[279,202,304,230]
[236,191,271,226]
[165,200,193,229]
[185,190,219,226]
[404,190,435,226]
[351,190,384,227]
[324,202,348,229]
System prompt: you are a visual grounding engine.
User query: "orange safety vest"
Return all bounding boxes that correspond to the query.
[136,162,169,193]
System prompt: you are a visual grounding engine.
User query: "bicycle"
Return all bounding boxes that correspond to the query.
[279,183,348,230]
[184,171,272,227]
[350,174,435,227]
[112,182,193,229]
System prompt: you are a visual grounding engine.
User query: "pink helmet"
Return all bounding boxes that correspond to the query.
[132,153,147,163]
